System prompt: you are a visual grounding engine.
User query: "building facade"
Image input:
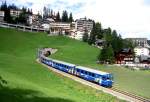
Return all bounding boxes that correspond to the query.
[0,11,4,22]
[75,18,93,33]
[69,18,93,40]
[134,47,150,56]
[10,10,21,17]
[126,38,150,48]
[115,49,134,64]
[49,22,71,35]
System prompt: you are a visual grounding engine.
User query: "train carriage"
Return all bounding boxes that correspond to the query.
[75,66,113,87]
[51,59,76,74]
[39,49,113,87]
[40,55,53,66]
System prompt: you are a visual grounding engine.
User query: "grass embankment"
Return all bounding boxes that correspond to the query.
[0,28,123,102]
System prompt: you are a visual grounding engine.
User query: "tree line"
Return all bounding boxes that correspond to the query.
[43,6,73,22]
[0,1,32,24]
[83,21,134,64]
[0,1,74,24]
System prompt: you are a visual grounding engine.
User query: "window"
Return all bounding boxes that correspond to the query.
[77,69,80,72]
[66,66,68,69]
[92,73,95,77]
[85,71,87,75]
[81,70,83,73]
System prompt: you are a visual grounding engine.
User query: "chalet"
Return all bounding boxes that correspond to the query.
[115,48,134,64]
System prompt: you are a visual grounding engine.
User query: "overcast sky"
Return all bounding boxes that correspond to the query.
[2,0,150,39]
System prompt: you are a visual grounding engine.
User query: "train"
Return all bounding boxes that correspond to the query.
[38,49,113,87]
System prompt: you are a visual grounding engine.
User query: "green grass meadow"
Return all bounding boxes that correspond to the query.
[0,27,149,102]
[0,28,123,102]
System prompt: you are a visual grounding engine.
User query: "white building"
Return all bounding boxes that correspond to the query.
[41,18,55,30]
[69,18,93,40]
[10,10,21,17]
[41,24,50,30]
[74,31,85,40]
[49,22,71,35]
[75,18,93,32]
[126,38,150,48]
[27,15,33,25]
[0,11,4,22]
[134,47,150,56]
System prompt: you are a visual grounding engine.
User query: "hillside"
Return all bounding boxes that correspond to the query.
[0,28,123,102]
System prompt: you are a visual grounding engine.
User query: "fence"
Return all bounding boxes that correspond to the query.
[0,22,48,33]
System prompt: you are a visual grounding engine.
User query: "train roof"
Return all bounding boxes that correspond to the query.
[76,66,111,76]
[52,59,76,67]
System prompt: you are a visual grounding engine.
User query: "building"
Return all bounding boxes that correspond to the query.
[10,10,21,17]
[27,14,42,27]
[75,18,93,34]
[134,47,150,56]
[0,11,4,22]
[95,39,106,48]
[74,31,85,40]
[115,48,134,64]
[27,15,33,25]
[41,18,55,30]
[69,18,93,40]
[49,22,71,35]
[126,38,150,48]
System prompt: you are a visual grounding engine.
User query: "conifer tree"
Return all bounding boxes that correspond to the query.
[69,12,73,22]
[82,28,89,42]
[56,11,61,22]
[61,10,68,22]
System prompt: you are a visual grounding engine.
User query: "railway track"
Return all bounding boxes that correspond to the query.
[37,59,150,102]
[37,48,150,102]
[111,87,150,102]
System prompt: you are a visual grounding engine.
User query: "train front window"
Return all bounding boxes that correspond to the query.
[110,75,113,80]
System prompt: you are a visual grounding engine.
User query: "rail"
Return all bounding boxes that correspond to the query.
[37,48,150,102]
[0,22,48,33]
[111,87,150,102]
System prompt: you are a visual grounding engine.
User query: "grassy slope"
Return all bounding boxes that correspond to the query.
[0,28,122,102]
[50,36,150,98]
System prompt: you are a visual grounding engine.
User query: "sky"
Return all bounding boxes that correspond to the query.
[1,0,150,39]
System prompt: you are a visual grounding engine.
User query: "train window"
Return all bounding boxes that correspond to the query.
[77,69,80,72]
[85,71,87,74]
[81,70,83,73]
[66,66,68,69]
[92,73,95,77]
[89,72,91,76]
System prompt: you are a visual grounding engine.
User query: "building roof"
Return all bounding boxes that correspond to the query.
[121,48,131,53]
[46,18,55,22]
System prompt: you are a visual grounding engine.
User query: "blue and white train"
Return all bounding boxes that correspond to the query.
[39,52,113,87]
